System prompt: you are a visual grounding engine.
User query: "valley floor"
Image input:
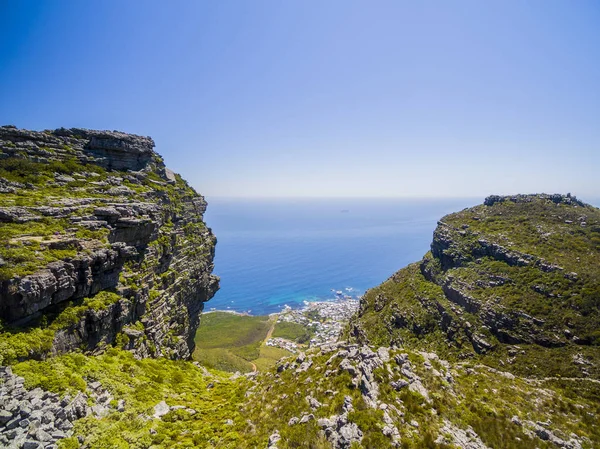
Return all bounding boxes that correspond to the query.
[193,298,359,373]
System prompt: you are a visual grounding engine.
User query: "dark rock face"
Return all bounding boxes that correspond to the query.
[2,246,129,323]
[11,127,156,172]
[0,126,219,360]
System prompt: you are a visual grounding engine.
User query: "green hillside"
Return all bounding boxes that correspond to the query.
[353,194,600,379]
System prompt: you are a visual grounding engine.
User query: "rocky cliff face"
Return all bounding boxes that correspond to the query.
[0,125,218,362]
[353,194,600,379]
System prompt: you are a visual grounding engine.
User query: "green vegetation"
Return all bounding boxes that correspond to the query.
[272,320,315,344]
[355,263,456,348]
[7,342,599,448]
[436,199,600,341]
[193,312,290,372]
[253,345,292,371]
[0,326,54,366]
[0,243,78,281]
[0,218,85,280]
[235,345,600,448]
[75,227,110,241]
[0,290,124,365]
[0,156,104,185]
[13,349,249,448]
[53,291,123,328]
[0,155,116,279]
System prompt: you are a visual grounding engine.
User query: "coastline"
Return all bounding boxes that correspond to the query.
[204,290,363,318]
[201,296,360,351]
[202,309,257,317]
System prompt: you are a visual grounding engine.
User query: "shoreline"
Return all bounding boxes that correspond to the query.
[202,296,361,349]
[202,309,256,317]
[203,294,362,318]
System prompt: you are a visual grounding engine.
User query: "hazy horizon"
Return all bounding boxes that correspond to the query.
[204,195,600,210]
[1,1,598,198]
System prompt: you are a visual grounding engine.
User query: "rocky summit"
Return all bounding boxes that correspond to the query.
[1,133,599,449]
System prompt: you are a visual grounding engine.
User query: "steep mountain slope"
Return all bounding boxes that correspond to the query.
[0,126,218,363]
[6,343,599,449]
[353,194,600,379]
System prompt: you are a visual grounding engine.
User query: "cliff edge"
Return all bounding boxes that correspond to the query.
[0,125,218,362]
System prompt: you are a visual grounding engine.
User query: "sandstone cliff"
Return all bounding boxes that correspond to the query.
[0,125,218,362]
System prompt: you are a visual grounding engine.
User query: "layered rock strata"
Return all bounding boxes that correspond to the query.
[0,125,218,360]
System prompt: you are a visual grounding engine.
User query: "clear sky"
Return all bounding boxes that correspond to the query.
[1,1,599,198]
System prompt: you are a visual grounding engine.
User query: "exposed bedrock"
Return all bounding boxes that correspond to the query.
[0,126,219,360]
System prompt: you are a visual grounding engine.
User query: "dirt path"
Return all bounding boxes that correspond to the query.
[250,315,279,373]
[264,315,278,341]
[9,235,63,244]
[529,376,600,385]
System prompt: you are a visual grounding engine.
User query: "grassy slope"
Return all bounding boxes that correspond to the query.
[193,312,293,372]
[13,345,600,449]
[253,345,292,372]
[14,349,248,449]
[241,348,600,449]
[272,320,315,343]
[442,198,600,335]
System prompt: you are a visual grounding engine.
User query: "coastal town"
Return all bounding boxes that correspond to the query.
[265,295,360,353]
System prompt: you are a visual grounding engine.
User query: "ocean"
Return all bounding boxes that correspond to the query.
[202,197,482,315]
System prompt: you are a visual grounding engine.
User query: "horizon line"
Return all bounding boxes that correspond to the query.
[203,195,485,200]
[202,193,598,200]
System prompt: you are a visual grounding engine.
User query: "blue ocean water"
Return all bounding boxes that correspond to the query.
[202,197,481,315]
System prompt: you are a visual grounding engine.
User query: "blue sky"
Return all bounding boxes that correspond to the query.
[1,1,599,198]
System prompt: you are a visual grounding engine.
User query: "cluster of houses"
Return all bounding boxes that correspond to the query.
[265,337,299,353]
[266,297,360,352]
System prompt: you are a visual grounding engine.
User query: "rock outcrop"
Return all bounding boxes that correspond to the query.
[0,366,100,449]
[245,340,592,448]
[0,125,218,361]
